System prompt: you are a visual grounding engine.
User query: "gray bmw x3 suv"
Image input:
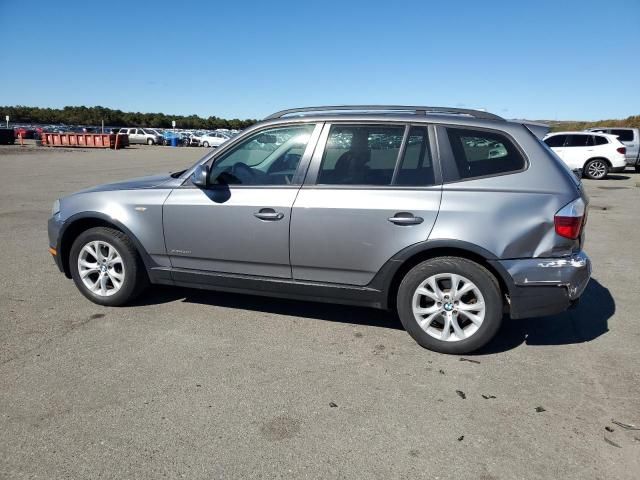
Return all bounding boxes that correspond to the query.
[48,106,591,354]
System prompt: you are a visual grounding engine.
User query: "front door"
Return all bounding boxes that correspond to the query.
[290,123,442,286]
[163,123,320,278]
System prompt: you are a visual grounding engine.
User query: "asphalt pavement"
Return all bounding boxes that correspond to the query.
[1,144,638,479]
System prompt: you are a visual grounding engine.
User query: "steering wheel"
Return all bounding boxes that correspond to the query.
[230,162,256,184]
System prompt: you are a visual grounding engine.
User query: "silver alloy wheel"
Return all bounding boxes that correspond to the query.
[412,273,485,342]
[587,160,607,179]
[77,240,125,297]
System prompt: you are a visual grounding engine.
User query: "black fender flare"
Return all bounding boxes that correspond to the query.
[57,211,156,277]
[367,239,516,308]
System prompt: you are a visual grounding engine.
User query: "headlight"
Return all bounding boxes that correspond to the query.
[52,199,60,216]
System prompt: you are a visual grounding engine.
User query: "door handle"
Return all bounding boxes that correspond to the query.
[388,213,424,225]
[254,208,284,221]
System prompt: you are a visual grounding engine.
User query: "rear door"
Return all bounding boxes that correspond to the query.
[290,123,442,286]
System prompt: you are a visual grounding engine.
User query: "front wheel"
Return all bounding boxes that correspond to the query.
[397,257,503,354]
[202,141,210,148]
[69,227,148,306]
[583,159,608,180]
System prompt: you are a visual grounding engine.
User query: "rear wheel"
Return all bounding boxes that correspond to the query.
[202,141,210,148]
[583,158,608,180]
[147,138,154,145]
[397,257,503,354]
[69,227,148,306]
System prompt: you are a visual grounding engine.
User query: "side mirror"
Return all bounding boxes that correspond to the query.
[191,164,209,187]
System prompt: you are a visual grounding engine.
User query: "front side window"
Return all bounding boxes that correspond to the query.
[544,135,566,148]
[445,128,526,180]
[209,124,315,186]
[317,125,404,185]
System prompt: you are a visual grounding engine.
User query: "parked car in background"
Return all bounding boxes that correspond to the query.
[543,131,626,179]
[200,131,231,148]
[14,127,35,139]
[48,105,591,355]
[118,128,162,145]
[586,127,640,172]
[162,131,184,146]
[0,128,15,144]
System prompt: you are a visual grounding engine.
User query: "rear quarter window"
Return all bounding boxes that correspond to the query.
[444,127,526,181]
[610,129,634,142]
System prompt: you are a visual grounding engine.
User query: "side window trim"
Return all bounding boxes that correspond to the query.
[390,126,411,184]
[190,122,321,188]
[304,122,442,188]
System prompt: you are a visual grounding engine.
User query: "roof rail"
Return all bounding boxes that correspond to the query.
[264,105,504,121]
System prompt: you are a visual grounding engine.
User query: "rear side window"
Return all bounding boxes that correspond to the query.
[544,135,566,147]
[445,128,525,180]
[610,129,634,142]
[565,135,592,147]
[394,126,435,186]
[317,125,404,185]
[593,135,608,145]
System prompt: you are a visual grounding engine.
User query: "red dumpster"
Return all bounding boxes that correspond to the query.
[40,133,127,149]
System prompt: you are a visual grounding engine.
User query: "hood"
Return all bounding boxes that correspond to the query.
[75,173,174,194]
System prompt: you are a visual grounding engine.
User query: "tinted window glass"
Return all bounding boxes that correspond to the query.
[445,128,525,180]
[565,135,592,147]
[593,135,608,145]
[395,126,435,186]
[209,125,315,185]
[317,125,404,185]
[544,135,566,147]
[610,129,634,142]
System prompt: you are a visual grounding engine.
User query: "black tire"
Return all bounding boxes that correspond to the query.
[583,158,609,180]
[396,257,503,354]
[69,227,148,306]
[202,141,209,148]
[635,165,640,174]
[147,138,154,145]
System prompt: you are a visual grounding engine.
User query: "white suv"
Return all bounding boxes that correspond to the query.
[200,131,231,148]
[543,131,626,179]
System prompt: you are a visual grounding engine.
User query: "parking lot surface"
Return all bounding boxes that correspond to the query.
[1,144,639,479]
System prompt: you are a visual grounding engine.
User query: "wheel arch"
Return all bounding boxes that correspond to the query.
[58,212,152,278]
[584,156,611,168]
[371,240,514,311]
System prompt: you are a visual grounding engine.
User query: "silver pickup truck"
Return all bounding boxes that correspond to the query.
[587,127,640,172]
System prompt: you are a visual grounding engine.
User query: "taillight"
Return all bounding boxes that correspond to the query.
[554,198,586,240]
[617,147,626,154]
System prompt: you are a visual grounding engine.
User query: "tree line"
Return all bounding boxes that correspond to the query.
[0,105,257,130]
[548,115,640,132]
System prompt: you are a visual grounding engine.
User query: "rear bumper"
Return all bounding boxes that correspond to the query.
[496,251,591,319]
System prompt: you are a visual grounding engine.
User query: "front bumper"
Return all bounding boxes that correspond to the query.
[496,251,591,319]
[48,214,65,273]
